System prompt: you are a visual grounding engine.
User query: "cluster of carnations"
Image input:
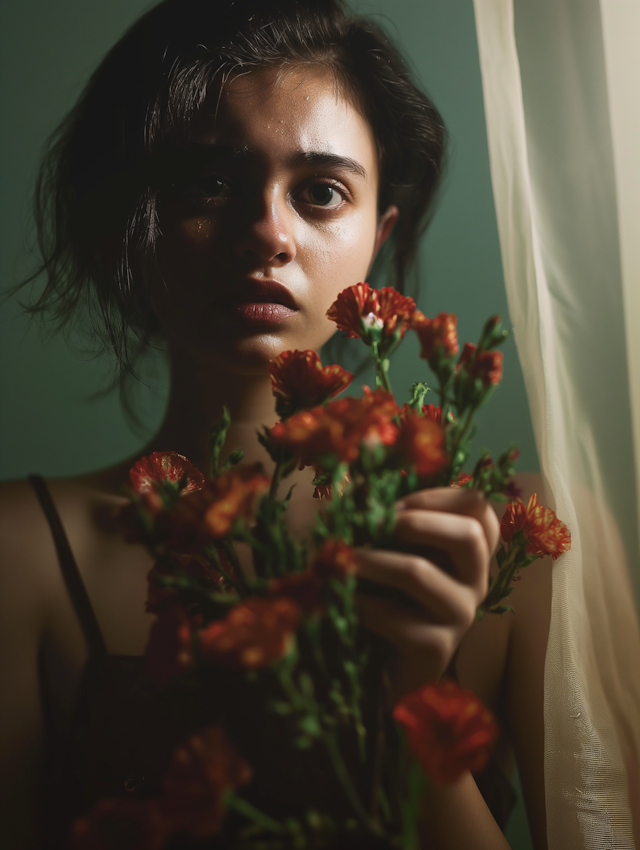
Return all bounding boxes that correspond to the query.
[73,283,571,850]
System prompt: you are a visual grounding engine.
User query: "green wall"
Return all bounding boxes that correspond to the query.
[0,2,536,846]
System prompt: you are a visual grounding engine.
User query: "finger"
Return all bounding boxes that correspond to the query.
[396,488,500,555]
[355,594,458,686]
[391,510,491,594]
[354,546,480,624]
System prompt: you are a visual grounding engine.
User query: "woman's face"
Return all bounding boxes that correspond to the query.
[148,66,397,375]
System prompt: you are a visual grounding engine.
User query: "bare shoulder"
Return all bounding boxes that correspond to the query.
[0,477,59,623]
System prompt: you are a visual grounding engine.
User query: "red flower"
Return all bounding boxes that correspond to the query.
[268,350,353,417]
[162,464,270,549]
[144,605,194,687]
[396,409,447,478]
[376,287,418,336]
[130,452,205,496]
[457,343,503,386]
[270,388,400,468]
[269,571,326,614]
[199,597,301,669]
[312,539,358,580]
[422,403,444,426]
[162,726,252,838]
[72,799,169,850]
[412,311,459,360]
[393,679,498,784]
[500,493,571,560]
[203,466,270,538]
[326,283,416,339]
[400,403,448,427]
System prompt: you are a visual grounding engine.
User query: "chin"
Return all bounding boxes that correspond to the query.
[175,334,307,376]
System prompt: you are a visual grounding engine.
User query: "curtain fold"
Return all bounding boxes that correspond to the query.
[472,1,640,847]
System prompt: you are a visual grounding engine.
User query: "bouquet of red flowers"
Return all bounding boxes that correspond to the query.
[73,284,570,850]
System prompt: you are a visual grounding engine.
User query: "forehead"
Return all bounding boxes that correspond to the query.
[193,66,379,182]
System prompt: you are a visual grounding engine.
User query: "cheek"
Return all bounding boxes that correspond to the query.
[303,209,378,297]
[146,218,220,320]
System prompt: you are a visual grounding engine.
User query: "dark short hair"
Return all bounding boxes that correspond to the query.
[21,0,446,387]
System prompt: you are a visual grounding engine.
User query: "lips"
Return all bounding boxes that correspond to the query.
[221,279,298,310]
[219,279,299,324]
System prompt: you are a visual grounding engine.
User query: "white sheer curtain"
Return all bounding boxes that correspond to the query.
[472,1,640,847]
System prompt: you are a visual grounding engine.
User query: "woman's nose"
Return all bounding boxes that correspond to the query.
[232,193,296,267]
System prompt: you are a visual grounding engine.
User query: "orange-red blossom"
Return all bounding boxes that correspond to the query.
[500,493,571,560]
[268,349,353,415]
[312,539,358,580]
[393,679,498,784]
[163,464,270,550]
[397,407,448,478]
[72,726,251,848]
[162,725,252,838]
[412,311,459,360]
[199,597,301,669]
[130,451,205,496]
[457,343,503,387]
[267,540,357,613]
[326,282,416,339]
[270,388,400,468]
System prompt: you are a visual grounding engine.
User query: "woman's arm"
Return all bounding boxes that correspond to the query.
[0,481,50,849]
[417,770,512,849]
[505,547,552,850]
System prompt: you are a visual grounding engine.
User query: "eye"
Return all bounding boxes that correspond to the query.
[192,174,229,198]
[171,172,230,202]
[299,182,345,209]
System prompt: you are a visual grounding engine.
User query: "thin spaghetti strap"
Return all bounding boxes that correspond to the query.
[28,474,107,657]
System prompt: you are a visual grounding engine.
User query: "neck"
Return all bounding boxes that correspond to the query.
[147,346,280,476]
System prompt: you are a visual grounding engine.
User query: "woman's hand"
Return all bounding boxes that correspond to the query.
[354,488,500,698]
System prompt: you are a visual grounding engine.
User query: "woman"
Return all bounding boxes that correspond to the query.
[0,1,550,847]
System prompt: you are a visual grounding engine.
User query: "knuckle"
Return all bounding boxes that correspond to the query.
[445,586,476,628]
[402,555,427,588]
[460,516,487,553]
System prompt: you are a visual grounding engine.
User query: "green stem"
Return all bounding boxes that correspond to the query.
[322,729,385,839]
[375,357,393,395]
[269,451,286,501]
[207,546,246,595]
[276,662,377,836]
[478,544,522,615]
[224,793,285,834]
[220,538,250,594]
[448,404,477,474]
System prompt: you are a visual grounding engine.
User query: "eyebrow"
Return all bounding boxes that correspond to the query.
[187,143,368,180]
[290,151,368,181]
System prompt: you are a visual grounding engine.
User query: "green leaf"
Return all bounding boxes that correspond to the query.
[268,700,293,716]
[298,715,321,737]
[220,447,244,471]
[408,381,430,411]
[208,405,231,476]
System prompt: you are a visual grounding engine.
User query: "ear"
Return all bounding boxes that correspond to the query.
[368,205,400,275]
